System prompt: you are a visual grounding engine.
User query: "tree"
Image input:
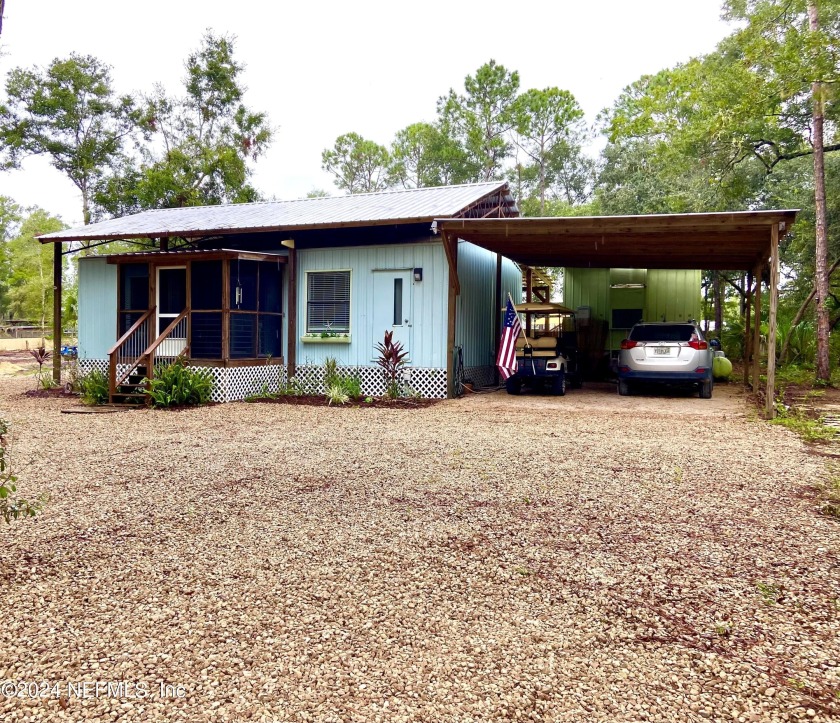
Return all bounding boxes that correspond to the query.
[437,60,520,181]
[321,132,391,193]
[721,0,840,380]
[96,31,272,214]
[0,196,22,317]
[389,121,470,188]
[511,87,587,212]
[4,208,66,326]
[0,54,137,224]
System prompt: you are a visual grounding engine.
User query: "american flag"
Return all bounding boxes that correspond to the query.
[496,296,522,380]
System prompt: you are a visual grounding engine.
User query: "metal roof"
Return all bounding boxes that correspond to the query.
[436,210,799,271]
[40,182,515,243]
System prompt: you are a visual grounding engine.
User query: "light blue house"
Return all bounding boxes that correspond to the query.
[40,183,522,401]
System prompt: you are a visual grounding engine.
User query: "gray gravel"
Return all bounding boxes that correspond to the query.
[0,376,838,723]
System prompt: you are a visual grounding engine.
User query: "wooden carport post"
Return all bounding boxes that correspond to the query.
[744,270,753,389]
[52,241,62,384]
[493,253,502,385]
[765,224,780,418]
[287,244,297,379]
[751,262,763,395]
[442,230,460,398]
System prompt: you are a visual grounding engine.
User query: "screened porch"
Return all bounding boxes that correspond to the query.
[109,249,286,366]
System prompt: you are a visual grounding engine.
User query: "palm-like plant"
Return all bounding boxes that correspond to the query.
[28,346,52,389]
[374,330,410,399]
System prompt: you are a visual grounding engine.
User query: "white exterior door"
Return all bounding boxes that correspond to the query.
[156,266,187,357]
[372,270,412,350]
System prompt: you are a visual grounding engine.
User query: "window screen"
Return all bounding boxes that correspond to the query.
[230,260,259,311]
[307,271,350,332]
[191,261,223,310]
[119,264,148,311]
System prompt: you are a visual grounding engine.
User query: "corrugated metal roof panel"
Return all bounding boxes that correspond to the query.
[40,182,515,242]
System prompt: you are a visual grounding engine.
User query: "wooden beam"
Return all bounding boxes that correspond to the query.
[752,262,763,394]
[160,236,169,252]
[148,264,156,348]
[744,270,753,388]
[52,242,62,383]
[287,245,297,379]
[441,231,460,295]
[222,260,230,362]
[525,267,533,337]
[766,225,780,418]
[494,253,502,385]
[445,231,459,398]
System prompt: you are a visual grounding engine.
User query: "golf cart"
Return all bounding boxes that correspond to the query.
[505,302,583,396]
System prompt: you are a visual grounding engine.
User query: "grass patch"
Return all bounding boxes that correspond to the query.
[817,472,840,520]
[770,400,837,443]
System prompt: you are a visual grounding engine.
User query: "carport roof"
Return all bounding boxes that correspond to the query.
[435,209,799,270]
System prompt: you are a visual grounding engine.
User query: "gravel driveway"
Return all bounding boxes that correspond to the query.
[1,377,838,723]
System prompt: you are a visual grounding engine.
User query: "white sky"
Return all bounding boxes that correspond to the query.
[0,0,733,228]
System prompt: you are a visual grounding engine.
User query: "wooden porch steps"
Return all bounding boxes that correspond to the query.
[111,365,149,405]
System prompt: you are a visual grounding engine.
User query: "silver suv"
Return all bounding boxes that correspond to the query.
[617,322,713,398]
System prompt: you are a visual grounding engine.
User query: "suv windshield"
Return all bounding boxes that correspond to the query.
[629,324,697,343]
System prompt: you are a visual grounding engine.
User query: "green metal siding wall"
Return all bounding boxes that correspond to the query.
[455,242,520,369]
[644,269,702,323]
[78,257,117,359]
[562,268,610,326]
[563,267,702,352]
[296,242,447,368]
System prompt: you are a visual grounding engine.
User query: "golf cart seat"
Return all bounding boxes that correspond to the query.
[515,336,558,357]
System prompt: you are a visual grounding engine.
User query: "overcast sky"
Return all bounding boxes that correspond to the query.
[0,0,733,228]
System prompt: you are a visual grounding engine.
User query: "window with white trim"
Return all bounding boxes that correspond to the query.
[306,270,351,333]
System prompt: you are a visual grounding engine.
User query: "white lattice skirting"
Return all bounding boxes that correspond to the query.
[78,360,447,401]
[291,365,447,399]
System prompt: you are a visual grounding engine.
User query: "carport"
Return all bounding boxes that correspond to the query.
[435,210,799,416]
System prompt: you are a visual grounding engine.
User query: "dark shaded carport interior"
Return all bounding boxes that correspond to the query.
[435,210,799,416]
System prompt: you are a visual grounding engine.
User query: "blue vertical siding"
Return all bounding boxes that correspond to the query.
[78,257,117,359]
[455,241,521,368]
[296,243,448,368]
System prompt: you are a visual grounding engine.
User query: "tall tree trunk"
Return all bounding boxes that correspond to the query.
[780,257,840,364]
[810,1,831,382]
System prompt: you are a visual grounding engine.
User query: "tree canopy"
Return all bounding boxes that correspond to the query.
[0,54,137,224]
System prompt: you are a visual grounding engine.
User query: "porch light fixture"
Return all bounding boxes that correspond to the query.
[281,239,295,249]
[413,267,423,282]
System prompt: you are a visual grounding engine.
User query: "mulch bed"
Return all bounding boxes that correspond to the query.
[21,387,74,399]
[246,394,439,409]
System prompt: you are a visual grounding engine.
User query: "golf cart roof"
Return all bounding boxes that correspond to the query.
[514,302,576,314]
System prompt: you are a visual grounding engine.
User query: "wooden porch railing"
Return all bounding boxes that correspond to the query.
[142,310,189,385]
[108,308,155,401]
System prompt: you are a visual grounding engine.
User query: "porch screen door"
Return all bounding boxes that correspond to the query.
[157,267,187,357]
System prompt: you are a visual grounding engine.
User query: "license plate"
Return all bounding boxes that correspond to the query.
[654,346,671,355]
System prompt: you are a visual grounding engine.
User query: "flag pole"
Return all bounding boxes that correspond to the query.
[509,292,535,375]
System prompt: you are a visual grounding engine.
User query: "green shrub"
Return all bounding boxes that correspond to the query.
[326,383,350,406]
[79,369,109,405]
[0,418,46,523]
[145,357,213,408]
[341,373,362,400]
